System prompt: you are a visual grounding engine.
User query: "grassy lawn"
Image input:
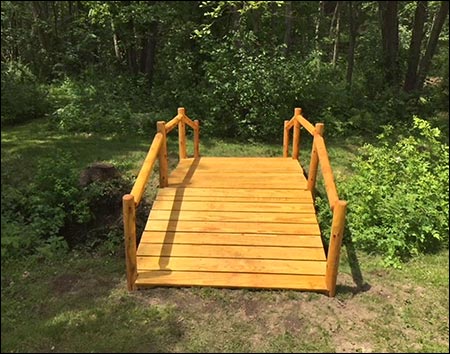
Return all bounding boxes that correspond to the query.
[1,120,449,353]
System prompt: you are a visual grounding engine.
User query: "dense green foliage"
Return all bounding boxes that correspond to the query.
[1,1,449,265]
[1,149,133,259]
[341,118,449,267]
[1,62,50,125]
[49,74,153,134]
[1,1,448,138]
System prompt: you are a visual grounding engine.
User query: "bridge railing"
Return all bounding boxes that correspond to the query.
[122,107,199,290]
[283,107,347,297]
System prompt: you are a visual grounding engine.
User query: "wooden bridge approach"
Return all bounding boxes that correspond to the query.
[123,107,347,296]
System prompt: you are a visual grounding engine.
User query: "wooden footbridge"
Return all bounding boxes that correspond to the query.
[123,107,347,297]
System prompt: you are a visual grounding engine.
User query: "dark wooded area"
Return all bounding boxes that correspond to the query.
[1,1,448,139]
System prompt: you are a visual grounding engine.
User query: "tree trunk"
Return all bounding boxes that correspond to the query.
[329,2,338,38]
[379,1,400,88]
[415,1,449,91]
[284,1,293,56]
[332,2,341,67]
[139,23,158,85]
[125,17,138,74]
[30,2,49,52]
[403,1,428,92]
[314,1,324,49]
[346,1,359,88]
[111,18,121,61]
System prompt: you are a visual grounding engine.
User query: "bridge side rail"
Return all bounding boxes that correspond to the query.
[283,107,347,297]
[122,107,200,290]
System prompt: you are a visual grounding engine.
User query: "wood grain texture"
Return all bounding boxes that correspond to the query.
[135,271,327,290]
[152,200,315,213]
[136,243,325,260]
[157,187,312,199]
[139,231,324,248]
[145,220,321,235]
[137,256,326,275]
[148,209,318,224]
[132,155,337,293]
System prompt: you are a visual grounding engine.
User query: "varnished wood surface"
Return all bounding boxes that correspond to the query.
[135,157,327,291]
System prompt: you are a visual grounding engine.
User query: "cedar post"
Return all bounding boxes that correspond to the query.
[194,119,200,158]
[123,194,137,291]
[292,107,301,159]
[307,123,325,194]
[178,107,187,159]
[157,121,168,187]
[283,120,289,157]
[326,200,348,297]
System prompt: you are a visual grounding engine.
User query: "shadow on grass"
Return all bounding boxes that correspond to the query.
[315,188,371,296]
[340,228,371,295]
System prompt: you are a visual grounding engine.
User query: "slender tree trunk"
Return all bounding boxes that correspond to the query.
[346,1,359,88]
[10,8,20,61]
[52,1,59,39]
[284,1,293,56]
[415,1,449,91]
[111,18,121,60]
[144,31,158,87]
[379,1,400,88]
[139,21,158,76]
[404,1,428,92]
[125,16,139,74]
[314,1,324,50]
[329,2,338,38]
[30,2,49,52]
[332,2,341,67]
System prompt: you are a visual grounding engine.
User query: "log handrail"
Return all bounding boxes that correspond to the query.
[296,114,315,135]
[130,132,163,206]
[282,106,347,297]
[123,107,200,290]
[165,114,182,133]
[314,134,339,210]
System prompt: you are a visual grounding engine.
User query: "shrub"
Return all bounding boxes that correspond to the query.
[1,62,50,125]
[341,117,449,267]
[1,149,138,260]
[48,73,153,135]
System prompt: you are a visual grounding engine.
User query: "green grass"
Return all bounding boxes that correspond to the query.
[1,119,449,353]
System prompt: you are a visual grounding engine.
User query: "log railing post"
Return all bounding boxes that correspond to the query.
[283,120,289,157]
[292,107,301,160]
[326,200,348,297]
[307,123,324,194]
[123,194,137,291]
[157,121,168,187]
[194,119,200,158]
[178,107,187,159]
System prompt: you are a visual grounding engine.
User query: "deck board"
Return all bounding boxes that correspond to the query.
[136,157,327,291]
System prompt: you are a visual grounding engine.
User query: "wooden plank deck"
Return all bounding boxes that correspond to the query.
[135,157,327,291]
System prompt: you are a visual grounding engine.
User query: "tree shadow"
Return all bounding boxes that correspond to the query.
[315,189,371,296]
[340,226,371,295]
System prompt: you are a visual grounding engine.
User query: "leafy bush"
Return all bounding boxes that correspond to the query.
[1,62,50,125]
[1,148,138,259]
[49,73,153,135]
[341,117,449,267]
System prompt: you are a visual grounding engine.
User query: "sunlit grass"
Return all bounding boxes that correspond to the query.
[1,119,448,353]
